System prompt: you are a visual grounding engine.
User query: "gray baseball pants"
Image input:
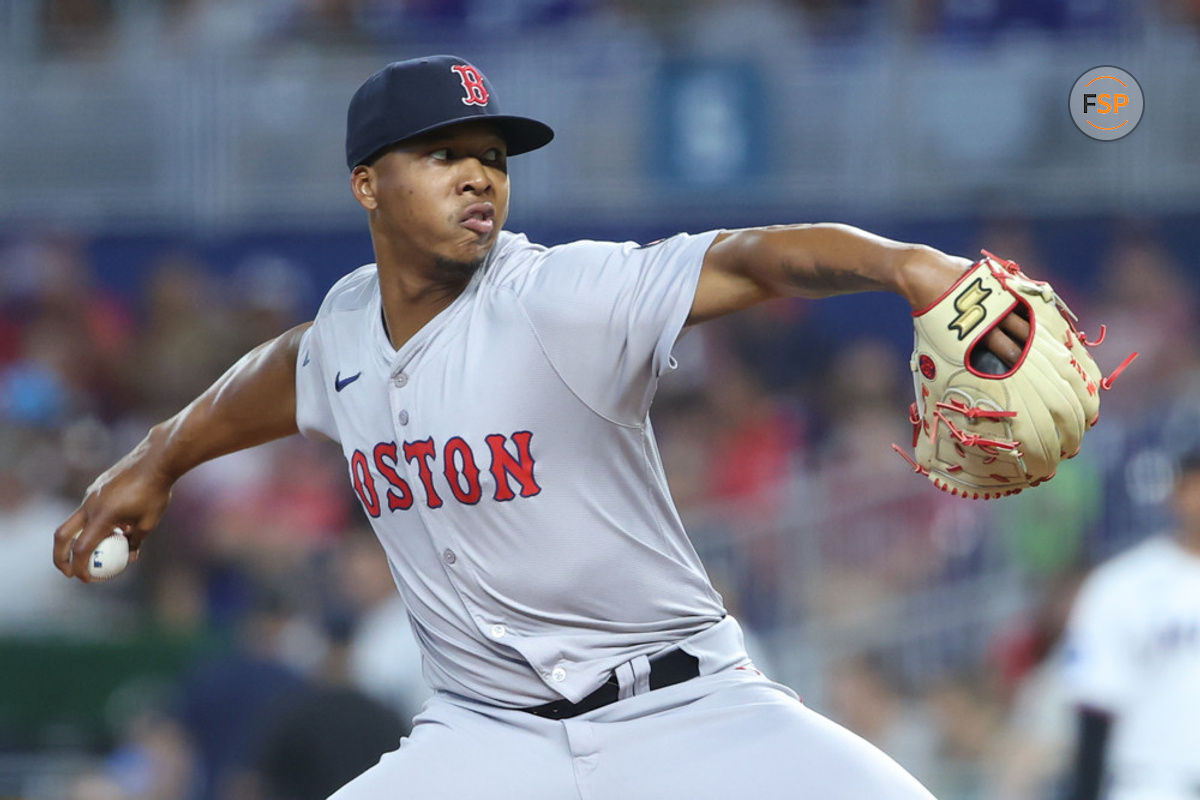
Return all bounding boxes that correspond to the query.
[329,617,937,799]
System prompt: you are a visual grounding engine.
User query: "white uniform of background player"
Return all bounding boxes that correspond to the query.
[1062,452,1200,800]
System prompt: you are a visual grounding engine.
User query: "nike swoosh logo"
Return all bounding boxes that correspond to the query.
[334,371,362,392]
[302,352,311,367]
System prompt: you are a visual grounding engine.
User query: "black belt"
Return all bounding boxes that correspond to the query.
[521,649,700,720]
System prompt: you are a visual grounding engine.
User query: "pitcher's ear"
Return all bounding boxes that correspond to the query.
[350,165,378,211]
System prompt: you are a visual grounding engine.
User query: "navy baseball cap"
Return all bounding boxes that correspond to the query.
[346,55,554,169]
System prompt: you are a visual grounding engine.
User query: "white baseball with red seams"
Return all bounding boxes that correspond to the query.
[296,229,938,799]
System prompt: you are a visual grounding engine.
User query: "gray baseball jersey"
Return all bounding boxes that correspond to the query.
[295,229,727,707]
[297,229,938,800]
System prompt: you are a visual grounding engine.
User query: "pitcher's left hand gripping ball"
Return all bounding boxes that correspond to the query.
[897,251,1137,499]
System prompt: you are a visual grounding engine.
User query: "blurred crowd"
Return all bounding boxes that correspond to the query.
[0,219,1197,798]
[20,0,1200,59]
[2,0,1198,798]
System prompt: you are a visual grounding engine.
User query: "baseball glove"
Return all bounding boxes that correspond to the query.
[894,251,1136,499]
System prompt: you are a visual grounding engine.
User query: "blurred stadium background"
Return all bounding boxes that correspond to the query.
[1,1,1199,798]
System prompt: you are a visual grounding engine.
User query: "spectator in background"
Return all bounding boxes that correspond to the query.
[173,588,311,800]
[268,0,598,47]
[0,234,134,421]
[0,421,103,632]
[245,614,405,800]
[973,217,1055,291]
[0,369,129,632]
[1088,226,1200,552]
[133,251,239,423]
[1061,450,1200,800]
[229,254,313,354]
[694,357,804,629]
[995,456,1103,576]
[923,672,1004,800]
[1091,226,1197,421]
[654,392,722,515]
[988,571,1085,800]
[703,357,803,518]
[813,340,953,613]
[723,298,830,399]
[331,528,431,723]
[273,0,371,48]
[1163,0,1200,32]
[39,0,117,55]
[612,0,808,53]
[146,434,353,635]
[826,652,940,786]
[915,0,1128,41]
[786,0,876,39]
[70,706,196,800]
[66,771,128,800]
[201,436,352,582]
[159,0,295,53]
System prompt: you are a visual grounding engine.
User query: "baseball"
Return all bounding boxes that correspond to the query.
[87,529,130,581]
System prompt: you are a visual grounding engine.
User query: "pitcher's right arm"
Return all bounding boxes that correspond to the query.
[53,322,312,581]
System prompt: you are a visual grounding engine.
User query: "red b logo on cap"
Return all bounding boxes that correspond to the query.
[451,64,489,106]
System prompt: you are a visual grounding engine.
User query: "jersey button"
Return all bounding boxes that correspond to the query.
[551,667,567,682]
[397,410,409,426]
[442,549,457,565]
[489,624,506,639]
[393,373,408,388]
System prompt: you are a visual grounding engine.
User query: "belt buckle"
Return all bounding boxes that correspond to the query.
[522,647,699,720]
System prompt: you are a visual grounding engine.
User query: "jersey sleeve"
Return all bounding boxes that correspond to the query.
[1060,566,1140,714]
[293,264,380,443]
[295,320,338,442]
[506,230,721,424]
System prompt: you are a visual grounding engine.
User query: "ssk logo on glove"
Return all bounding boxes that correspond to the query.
[949,278,992,340]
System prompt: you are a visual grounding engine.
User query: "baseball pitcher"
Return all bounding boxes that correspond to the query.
[55,55,1120,799]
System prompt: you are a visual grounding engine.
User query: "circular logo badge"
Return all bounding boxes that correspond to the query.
[1069,66,1143,141]
[918,354,937,381]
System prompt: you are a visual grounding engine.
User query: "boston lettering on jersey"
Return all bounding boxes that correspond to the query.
[349,430,540,517]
